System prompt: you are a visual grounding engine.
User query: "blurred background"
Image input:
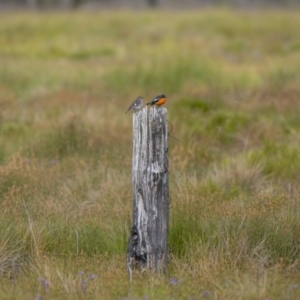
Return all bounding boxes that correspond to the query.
[0,1,300,299]
[1,0,300,9]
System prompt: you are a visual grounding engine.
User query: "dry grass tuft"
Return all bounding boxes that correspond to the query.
[205,156,266,192]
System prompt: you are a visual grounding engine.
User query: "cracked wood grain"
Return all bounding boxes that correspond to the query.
[127,106,169,280]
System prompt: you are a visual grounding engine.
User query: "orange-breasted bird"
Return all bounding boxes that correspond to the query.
[125,96,144,113]
[146,94,167,106]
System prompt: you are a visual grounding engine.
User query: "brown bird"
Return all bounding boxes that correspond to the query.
[125,96,144,113]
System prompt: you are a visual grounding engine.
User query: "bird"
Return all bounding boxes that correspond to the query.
[146,94,167,106]
[125,96,144,113]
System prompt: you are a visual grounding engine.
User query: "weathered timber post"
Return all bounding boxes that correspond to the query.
[127,106,169,280]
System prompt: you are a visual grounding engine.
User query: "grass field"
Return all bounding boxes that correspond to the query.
[0,9,300,299]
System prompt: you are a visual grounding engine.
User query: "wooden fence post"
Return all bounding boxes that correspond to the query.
[127,106,169,280]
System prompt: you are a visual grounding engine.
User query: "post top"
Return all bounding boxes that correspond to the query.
[135,106,167,117]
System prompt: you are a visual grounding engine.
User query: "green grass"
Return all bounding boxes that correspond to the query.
[0,9,300,300]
